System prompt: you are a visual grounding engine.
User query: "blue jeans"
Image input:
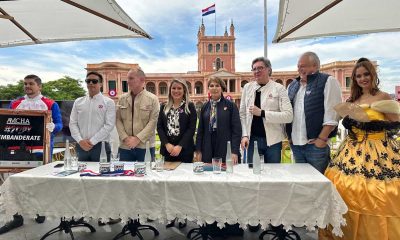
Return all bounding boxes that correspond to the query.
[119,147,155,162]
[76,142,111,162]
[290,143,330,173]
[247,136,282,163]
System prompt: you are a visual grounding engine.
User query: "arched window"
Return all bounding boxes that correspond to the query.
[223,43,228,52]
[146,82,156,94]
[186,81,192,94]
[208,44,213,53]
[215,58,221,71]
[216,43,221,52]
[195,81,203,95]
[275,79,283,85]
[159,82,168,95]
[285,79,294,88]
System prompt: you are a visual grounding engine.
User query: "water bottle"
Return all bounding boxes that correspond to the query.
[253,141,261,175]
[225,141,233,174]
[144,141,152,171]
[100,142,107,163]
[63,139,72,170]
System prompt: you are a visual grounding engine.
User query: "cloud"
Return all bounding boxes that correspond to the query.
[0,0,399,95]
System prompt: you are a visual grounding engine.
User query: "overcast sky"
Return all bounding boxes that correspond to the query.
[0,0,399,93]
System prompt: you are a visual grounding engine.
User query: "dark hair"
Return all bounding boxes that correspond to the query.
[86,71,103,83]
[24,74,42,85]
[208,77,227,92]
[348,58,380,102]
[275,79,283,85]
[251,57,272,76]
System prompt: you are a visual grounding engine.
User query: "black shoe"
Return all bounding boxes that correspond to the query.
[107,218,121,225]
[35,215,46,224]
[248,224,260,232]
[0,215,23,234]
[98,218,121,226]
[178,220,187,229]
[98,220,106,226]
[165,219,175,228]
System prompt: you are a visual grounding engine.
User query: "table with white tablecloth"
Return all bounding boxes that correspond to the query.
[0,162,347,236]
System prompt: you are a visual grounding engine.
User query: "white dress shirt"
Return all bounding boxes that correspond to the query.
[291,76,342,145]
[69,93,116,145]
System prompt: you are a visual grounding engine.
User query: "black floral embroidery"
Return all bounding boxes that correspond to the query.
[344,149,349,157]
[356,150,362,156]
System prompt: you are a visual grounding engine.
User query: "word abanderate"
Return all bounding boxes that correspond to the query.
[0,135,41,141]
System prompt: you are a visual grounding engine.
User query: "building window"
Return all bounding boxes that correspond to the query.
[186,81,192,94]
[285,79,294,88]
[159,82,168,95]
[108,80,116,91]
[223,43,228,52]
[216,43,221,52]
[146,82,156,94]
[195,81,203,95]
[208,44,213,52]
[345,77,352,88]
[215,58,221,70]
[223,79,228,91]
[241,80,248,88]
[229,79,235,92]
[122,80,128,92]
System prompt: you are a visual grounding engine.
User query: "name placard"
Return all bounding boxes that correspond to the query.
[0,109,50,169]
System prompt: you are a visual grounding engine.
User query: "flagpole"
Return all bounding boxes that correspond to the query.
[214,5,217,36]
[264,0,268,58]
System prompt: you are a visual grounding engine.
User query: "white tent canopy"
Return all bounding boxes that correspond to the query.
[273,0,400,43]
[0,0,151,48]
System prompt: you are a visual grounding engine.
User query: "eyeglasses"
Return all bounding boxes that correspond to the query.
[251,66,265,72]
[85,79,99,84]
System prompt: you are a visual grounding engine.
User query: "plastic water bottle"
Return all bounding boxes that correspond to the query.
[63,139,72,170]
[144,141,152,171]
[100,142,107,163]
[253,141,261,175]
[225,141,233,174]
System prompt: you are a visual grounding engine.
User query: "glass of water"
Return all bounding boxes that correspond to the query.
[111,152,120,163]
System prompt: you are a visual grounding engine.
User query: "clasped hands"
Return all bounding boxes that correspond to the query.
[123,136,141,149]
[165,143,182,157]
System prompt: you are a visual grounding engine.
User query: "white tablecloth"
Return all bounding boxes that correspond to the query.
[0,162,347,236]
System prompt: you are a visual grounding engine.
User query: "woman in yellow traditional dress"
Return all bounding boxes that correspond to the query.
[319,58,400,240]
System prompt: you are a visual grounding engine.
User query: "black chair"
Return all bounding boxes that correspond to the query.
[187,222,243,240]
[113,219,159,240]
[259,224,301,240]
[40,217,96,240]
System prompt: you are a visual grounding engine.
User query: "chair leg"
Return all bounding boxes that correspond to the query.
[40,217,95,240]
[113,219,159,240]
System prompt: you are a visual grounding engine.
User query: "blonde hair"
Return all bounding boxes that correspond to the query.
[164,79,191,114]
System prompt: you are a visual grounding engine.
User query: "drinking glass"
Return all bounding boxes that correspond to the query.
[212,157,222,174]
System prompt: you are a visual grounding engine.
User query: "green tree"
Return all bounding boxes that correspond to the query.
[0,76,86,101]
[42,76,86,100]
[0,80,24,100]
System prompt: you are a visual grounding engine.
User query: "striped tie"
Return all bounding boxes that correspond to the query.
[209,101,217,132]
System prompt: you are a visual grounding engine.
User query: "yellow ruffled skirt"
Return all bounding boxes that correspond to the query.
[319,132,400,240]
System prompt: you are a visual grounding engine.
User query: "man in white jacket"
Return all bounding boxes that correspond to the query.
[240,57,293,164]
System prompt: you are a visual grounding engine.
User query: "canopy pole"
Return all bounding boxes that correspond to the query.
[264,0,268,58]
